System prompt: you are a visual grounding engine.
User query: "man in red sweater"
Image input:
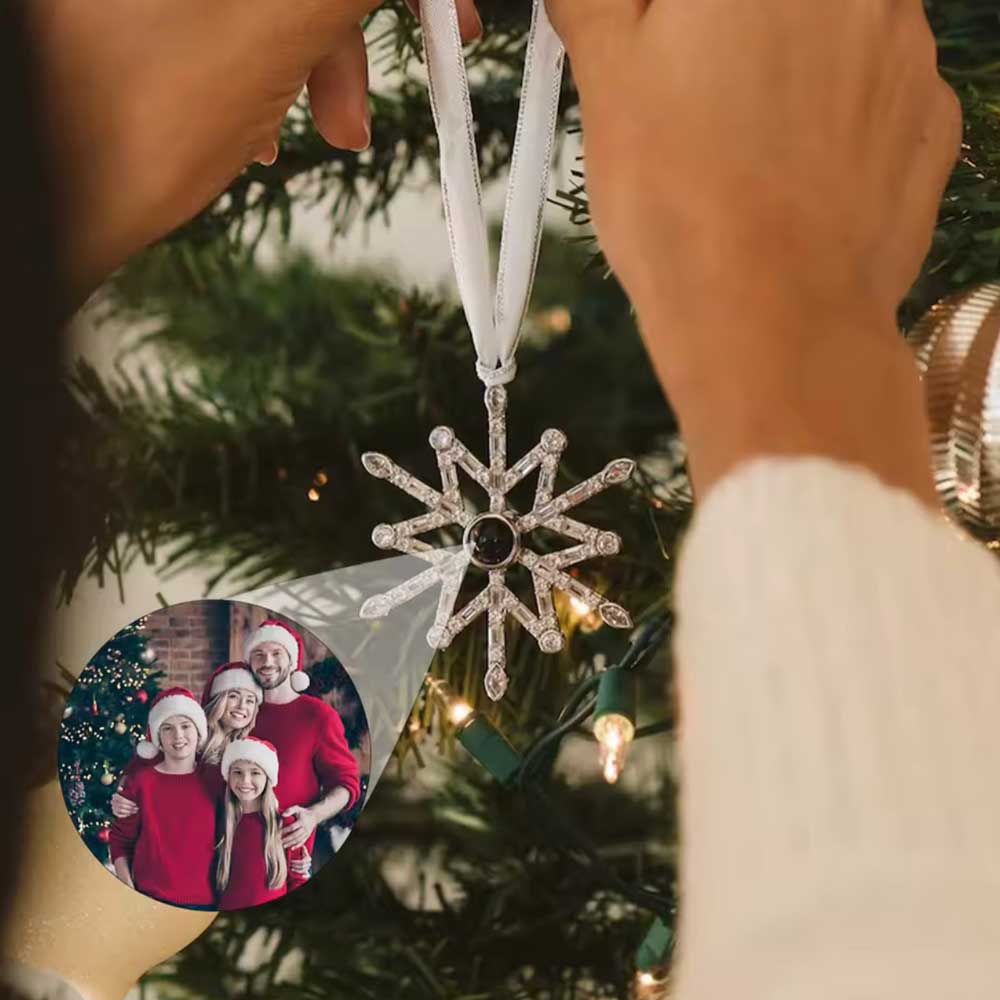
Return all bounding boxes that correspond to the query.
[241,620,362,856]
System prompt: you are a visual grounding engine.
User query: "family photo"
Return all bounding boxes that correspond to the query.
[58,600,371,911]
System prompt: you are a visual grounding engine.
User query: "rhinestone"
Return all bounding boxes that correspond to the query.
[362,453,392,479]
[484,666,509,701]
[360,595,391,618]
[426,626,451,649]
[538,629,565,654]
[429,426,454,451]
[485,385,507,414]
[541,428,567,453]
[602,458,635,484]
[596,531,621,555]
[371,524,396,549]
[599,603,633,629]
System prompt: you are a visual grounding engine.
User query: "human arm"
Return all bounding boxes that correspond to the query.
[107,779,141,878]
[668,456,1000,998]
[281,704,360,849]
[111,856,134,891]
[545,0,960,509]
[110,792,138,819]
[543,2,1000,995]
[282,819,312,889]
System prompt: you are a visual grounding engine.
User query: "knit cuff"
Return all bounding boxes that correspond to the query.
[673,456,1000,942]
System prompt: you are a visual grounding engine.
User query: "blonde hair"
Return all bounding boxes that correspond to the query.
[215,771,286,892]
[201,689,259,766]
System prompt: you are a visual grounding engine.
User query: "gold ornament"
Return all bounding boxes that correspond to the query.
[907,281,1000,543]
[100,772,115,786]
[2,782,214,1000]
[114,722,127,735]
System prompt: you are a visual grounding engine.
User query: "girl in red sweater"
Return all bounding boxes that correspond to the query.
[216,737,309,910]
[109,687,218,908]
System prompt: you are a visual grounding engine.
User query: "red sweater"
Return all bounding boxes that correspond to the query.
[252,696,361,818]
[109,764,218,907]
[218,811,308,910]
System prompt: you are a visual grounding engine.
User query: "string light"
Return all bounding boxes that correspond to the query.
[448,698,474,727]
[632,969,670,999]
[634,917,673,998]
[556,590,604,633]
[307,488,320,502]
[426,678,522,784]
[593,667,636,784]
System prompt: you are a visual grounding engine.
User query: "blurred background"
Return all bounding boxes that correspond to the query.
[34,1,998,997]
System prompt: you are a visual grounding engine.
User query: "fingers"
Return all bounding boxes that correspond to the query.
[307,24,371,151]
[282,830,308,849]
[403,0,483,43]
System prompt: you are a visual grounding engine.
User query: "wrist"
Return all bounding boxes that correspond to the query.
[636,295,937,507]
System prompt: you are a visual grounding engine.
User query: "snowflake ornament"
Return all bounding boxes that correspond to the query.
[360,385,635,701]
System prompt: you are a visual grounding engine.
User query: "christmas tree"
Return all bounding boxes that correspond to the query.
[58,619,164,860]
[48,1,998,996]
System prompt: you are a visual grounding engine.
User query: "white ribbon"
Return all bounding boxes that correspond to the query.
[420,0,565,386]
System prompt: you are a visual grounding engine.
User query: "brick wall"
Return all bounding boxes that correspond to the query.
[144,600,231,696]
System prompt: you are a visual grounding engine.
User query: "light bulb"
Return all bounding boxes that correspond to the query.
[594,712,634,783]
[448,700,474,727]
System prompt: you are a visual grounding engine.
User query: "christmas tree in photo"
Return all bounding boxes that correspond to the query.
[58,619,164,860]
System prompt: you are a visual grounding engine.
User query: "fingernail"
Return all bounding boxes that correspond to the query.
[253,140,279,166]
[348,108,371,153]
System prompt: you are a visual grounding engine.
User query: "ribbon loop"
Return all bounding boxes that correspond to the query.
[420,0,565,386]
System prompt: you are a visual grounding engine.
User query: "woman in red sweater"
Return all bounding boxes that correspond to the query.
[109,687,218,908]
[216,736,309,910]
[199,662,263,765]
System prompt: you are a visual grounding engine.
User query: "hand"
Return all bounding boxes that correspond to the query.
[289,850,312,878]
[32,0,482,299]
[281,805,318,849]
[545,0,960,502]
[110,792,138,820]
[545,0,960,377]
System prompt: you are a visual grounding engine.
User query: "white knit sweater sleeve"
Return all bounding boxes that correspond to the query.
[671,456,1000,999]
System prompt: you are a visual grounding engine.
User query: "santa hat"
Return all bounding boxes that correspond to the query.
[202,661,263,706]
[136,687,208,760]
[245,619,310,693]
[221,736,279,788]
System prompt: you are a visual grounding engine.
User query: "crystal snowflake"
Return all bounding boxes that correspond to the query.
[360,385,635,701]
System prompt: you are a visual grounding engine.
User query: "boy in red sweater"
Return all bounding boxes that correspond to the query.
[109,687,218,908]
[243,621,362,860]
[216,736,308,910]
